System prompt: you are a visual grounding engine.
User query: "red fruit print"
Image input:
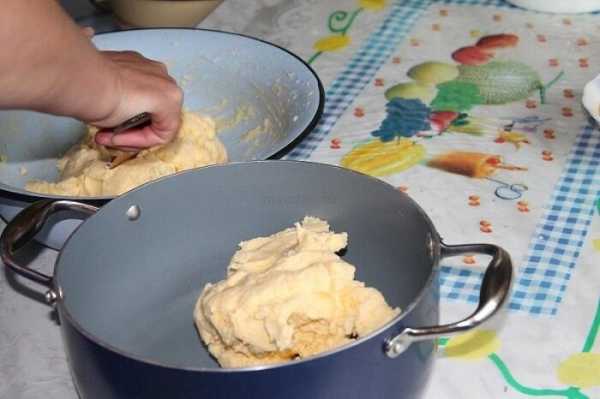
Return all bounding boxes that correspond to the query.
[494,137,506,143]
[430,111,459,132]
[480,226,493,234]
[548,58,559,67]
[562,107,573,117]
[518,200,530,213]
[452,46,493,66]
[517,200,529,211]
[579,58,589,68]
[439,9,448,16]
[432,23,441,31]
[468,194,481,207]
[480,220,492,228]
[493,14,502,22]
[542,150,554,161]
[563,89,574,98]
[526,100,537,109]
[375,78,384,87]
[354,107,365,118]
[330,138,341,149]
[463,255,476,265]
[563,18,572,26]
[392,57,401,64]
[577,38,589,46]
[397,186,408,192]
[536,34,547,43]
[486,156,501,166]
[476,34,519,49]
[544,129,556,139]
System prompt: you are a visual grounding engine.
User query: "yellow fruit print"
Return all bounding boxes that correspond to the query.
[443,330,501,360]
[496,130,530,149]
[314,35,351,52]
[308,0,388,64]
[438,299,600,398]
[341,138,426,177]
[558,353,600,388]
[359,0,387,11]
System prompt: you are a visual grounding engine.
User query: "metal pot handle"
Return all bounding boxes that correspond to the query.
[0,200,98,287]
[384,242,513,358]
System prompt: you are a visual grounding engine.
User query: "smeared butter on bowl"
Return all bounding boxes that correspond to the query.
[194,217,400,368]
[26,112,227,197]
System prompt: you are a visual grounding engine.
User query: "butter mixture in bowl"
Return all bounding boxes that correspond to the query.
[194,217,400,368]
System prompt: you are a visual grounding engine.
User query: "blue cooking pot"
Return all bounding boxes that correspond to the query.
[1,161,512,398]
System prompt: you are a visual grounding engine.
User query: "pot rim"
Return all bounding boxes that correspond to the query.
[54,160,442,373]
[0,28,325,202]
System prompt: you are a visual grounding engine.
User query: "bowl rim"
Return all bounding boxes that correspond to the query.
[53,160,441,373]
[0,28,325,202]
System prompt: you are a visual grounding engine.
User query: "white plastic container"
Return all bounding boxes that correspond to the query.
[506,0,600,13]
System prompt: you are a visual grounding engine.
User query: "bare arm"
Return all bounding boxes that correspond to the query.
[0,0,183,149]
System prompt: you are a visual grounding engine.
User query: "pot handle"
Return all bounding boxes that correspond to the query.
[384,242,513,358]
[0,200,98,287]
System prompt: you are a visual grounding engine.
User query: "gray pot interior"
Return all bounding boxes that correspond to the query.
[55,161,437,369]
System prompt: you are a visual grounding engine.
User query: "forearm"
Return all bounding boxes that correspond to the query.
[0,0,117,121]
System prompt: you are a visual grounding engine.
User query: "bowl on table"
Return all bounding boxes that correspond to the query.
[505,0,600,13]
[0,28,323,249]
[89,0,224,28]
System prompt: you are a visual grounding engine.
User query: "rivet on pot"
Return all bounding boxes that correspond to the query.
[426,234,434,258]
[45,288,62,305]
[385,337,410,358]
[126,205,141,221]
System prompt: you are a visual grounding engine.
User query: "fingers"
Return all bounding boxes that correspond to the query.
[95,120,181,149]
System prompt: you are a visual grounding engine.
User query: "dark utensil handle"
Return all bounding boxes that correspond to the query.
[88,0,112,12]
[113,112,152,135]
[384,242,513,358]
[0,200,98,287]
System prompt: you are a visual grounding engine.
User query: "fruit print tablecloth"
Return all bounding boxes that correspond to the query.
[204,0,600,397]
[1,1,599,398]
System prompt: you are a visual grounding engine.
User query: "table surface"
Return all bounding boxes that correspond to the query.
[2,1,600,398]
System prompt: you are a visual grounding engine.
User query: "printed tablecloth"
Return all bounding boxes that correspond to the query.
[1,1,599,398]
[205,1,600,397]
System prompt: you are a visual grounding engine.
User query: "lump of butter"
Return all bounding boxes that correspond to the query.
[194,217,400,368]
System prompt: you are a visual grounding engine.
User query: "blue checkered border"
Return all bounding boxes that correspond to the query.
[433,0,514,7]
[440,124,600,315]
[509,124,600,315]
[286,0,429,160]
[439,266,484,303]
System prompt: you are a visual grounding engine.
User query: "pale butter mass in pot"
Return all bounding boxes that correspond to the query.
[194,217,400,368]
[26,111,228,197]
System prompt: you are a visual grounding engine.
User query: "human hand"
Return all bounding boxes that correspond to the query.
[91,50,183,150]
